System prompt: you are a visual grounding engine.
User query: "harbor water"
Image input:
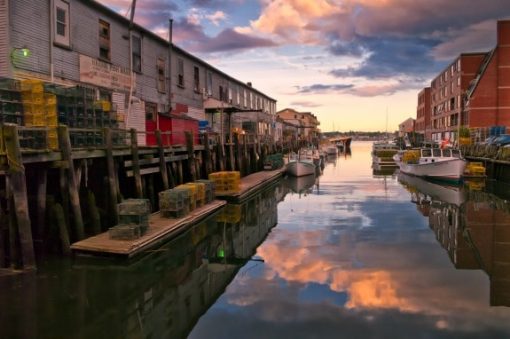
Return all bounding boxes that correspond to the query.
[2,141,510,338]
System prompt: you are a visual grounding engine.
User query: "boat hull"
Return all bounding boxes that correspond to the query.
[286,161,316,177]
[395,157,466,182]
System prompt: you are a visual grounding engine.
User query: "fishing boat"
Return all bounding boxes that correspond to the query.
[286,150,316,177]
[372,140,399,167]
[325,145,338,156]
[393,147,467,182]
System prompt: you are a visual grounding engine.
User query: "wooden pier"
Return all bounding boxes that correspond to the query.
[0,124,302,270]
[71,200,227,257]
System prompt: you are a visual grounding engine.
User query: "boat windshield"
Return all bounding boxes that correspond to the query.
[452,149,461,158]
[442,149,451,157]
[421,149,432,157]
[432,149,441,157]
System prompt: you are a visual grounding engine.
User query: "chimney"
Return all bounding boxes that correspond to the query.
[247,82,252,87]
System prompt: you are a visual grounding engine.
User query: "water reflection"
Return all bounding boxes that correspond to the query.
[398,173,510,307]
[0,184,281,339]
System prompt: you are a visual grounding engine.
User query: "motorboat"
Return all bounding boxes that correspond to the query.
[325,145,338,156]
[286,150,316,177]
[372,140,399,168]
[393,147,467,182]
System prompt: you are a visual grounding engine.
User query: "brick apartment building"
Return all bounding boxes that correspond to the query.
[418,20,510,142]
[416,87,431,139]
[429,53,486,142]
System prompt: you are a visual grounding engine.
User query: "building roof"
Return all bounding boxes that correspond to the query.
[82,0,276,102]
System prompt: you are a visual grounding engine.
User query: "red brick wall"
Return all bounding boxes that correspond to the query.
[468,53,498,127]
[468,20,510,128]
[497,21,510,127]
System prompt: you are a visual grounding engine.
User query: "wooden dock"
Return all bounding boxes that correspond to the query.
[71,200,226,257]
[70,168,285,257]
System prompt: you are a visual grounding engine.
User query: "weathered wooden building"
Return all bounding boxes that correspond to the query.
[0,0,276,144]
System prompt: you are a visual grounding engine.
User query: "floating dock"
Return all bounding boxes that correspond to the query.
[71,200,226,257]
[71,168,285,257]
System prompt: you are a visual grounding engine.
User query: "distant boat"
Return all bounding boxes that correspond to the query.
[325,145,338,156]
[286,150,316,177]
[372,140,399,168]
[393,147,467,183]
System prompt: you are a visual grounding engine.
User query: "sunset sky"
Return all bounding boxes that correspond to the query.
[102,0,510,132]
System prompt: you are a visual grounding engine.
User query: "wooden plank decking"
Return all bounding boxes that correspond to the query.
[71,200,226,257]
[71,168,285,257]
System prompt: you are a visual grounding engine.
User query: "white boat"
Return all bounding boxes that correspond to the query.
[304,148,322,168]
[393,147,467,182]
[325,145,338,156]
[372,140,399,167]
[286,151,316,177]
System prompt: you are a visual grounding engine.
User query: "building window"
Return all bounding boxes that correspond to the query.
[99,19,111,61]
[132,35,141,73]
[206,71,212,95]
[54,0,70,47]
[177,58,184,87]
[228,85,232,103]
[219,85,224,101]
[193,66,200,92]
[236,85,240,105]
[243,89,247,107]
[145,102,157,122]
[157,57,165,93]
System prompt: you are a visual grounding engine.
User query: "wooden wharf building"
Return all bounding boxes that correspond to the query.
[0,0,296,271]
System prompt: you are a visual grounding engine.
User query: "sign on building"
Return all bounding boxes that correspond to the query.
[79,54,131,91]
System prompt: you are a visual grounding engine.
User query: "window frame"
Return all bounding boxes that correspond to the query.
[98,19,111,61]
[156,57,166,93]
[177,58,184,87]
[206,71,213,96]
[53,0,70,48]
[193,66,200,92]
[145,101,158,122]
[132,35,142,73]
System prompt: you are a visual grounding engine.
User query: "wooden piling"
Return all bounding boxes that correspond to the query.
[103,128,118,225]
[147,174,155,212]
[155,130,169,190]
[130,128,143,198]
[177,160,183,184]
[185,131,197,181]
[234,133,242,173]
[36,168,47,239]
[203,133,212,176]
[87,190,101,235]
[52,203,71,256]
[0,195,6,267]
[5,179,18,268]
[243,134,250,175]
[58,125,85,240]
[2,124,35,269]
[216,142,225,171]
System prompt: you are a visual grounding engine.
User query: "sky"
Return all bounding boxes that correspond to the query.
[100,0,510,132]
